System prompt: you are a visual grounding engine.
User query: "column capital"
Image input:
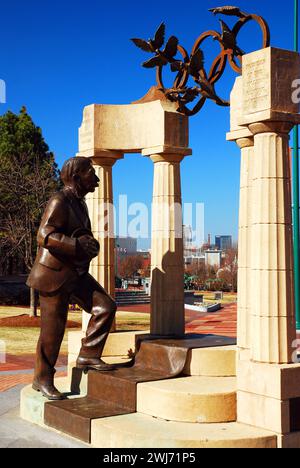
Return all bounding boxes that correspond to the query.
[236,137,254,149]
[91,156,123,167]
[142,145,192,158]
[248,121,294,136]
[150,153,186,164]
[76,149,124,167]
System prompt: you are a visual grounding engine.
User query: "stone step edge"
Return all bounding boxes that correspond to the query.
[90,413,278,449]
[136,376,237,423]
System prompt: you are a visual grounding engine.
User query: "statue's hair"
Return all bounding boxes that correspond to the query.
[60,157,92,185]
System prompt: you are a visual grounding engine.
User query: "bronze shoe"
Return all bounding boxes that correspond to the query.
[76,357,115,372]
[32,381,66,400]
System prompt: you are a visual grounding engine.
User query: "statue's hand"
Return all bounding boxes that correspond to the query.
[77,235,100,259]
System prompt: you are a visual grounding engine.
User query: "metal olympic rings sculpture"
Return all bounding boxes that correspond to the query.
[131,6,270,116]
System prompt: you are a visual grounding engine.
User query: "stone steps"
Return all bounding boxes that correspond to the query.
[116,291,151,305]
[20,377,277,448]
[116,300,151,305]
[183,345,236,377]
[21,336,261,448]
[137,376,237,423]
[90,413,277,448]
[67,343,237,399]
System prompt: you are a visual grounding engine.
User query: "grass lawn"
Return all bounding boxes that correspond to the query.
[0,295,237,356]
[192,292,237,305]
[0,306,150,355]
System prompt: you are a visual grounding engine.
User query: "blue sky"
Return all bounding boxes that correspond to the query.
[0,0,297,249]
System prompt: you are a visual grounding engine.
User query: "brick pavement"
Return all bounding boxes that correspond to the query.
[185,303,237,337]
[119,302,238,338]
[0,354,68,393]
[0,371,67,393]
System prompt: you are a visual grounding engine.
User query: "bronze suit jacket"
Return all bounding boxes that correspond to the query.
[27,188,95,293]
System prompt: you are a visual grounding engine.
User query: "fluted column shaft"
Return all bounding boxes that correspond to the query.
[249,122,296,364]
[236,137,254,352]
[150,153,185,336]
[83,153,123,332]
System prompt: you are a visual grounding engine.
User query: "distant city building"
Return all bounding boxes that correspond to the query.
[215,235,233,251]
[201,234,212,252]
[184,255,205,267]
[183,225,196,258]
[183,225,193,250]
[205,250,222,269]
[115,237,138,256]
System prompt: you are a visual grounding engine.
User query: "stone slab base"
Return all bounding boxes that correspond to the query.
[20,380,278,449]
[20,378,80,427]
[90,413,277,448]
[237,360,300,437]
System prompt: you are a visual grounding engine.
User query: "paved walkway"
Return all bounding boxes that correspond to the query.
[0,354,68,392]
[0,386,88,448]
[185,303,237,337]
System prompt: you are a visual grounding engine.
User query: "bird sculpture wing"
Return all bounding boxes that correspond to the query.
[209,6,247,17]
[163,36,179,59]
[153,22,166,50]
[219,20,236,50]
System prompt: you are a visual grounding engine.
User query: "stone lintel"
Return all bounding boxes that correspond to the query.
[78,101,189,154]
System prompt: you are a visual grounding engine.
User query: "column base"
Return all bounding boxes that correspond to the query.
[237,360,300,443]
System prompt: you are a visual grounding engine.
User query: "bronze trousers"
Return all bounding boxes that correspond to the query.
[34,273,117,384]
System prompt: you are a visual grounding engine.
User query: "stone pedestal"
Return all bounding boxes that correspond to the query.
[144,150,191,336]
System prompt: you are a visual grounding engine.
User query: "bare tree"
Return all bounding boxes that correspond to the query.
[217,248,238,292]
[119,255,144,280]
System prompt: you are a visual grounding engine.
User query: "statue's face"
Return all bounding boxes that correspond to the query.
[77,163,99,194]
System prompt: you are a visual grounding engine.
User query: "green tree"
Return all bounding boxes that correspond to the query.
[0,107,60,315]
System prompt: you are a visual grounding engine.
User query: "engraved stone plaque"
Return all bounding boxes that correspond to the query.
[240,47,300,126]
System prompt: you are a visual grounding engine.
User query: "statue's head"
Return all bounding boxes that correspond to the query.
[60,157,99,198]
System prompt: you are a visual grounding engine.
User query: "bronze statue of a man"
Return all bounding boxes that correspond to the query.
[27,157,117,401]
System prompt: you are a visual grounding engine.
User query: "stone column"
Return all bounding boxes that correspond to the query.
[249,122,295,364]
[236,137,254,354]
[227,77,255,358]
[83,152,123,331]
[148,152,189,336]
[233,48,300,446]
